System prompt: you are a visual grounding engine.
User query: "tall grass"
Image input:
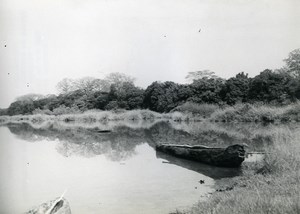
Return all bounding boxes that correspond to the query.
[172,102,218,118]
[174,126,300,214]
[1,102,299,124]
[0,109,193,130]
[57,109,165,122]
[210,102,300,122]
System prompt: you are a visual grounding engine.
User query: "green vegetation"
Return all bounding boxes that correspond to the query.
[1,102,300,126]
[210,102,300,122]
[173,127,300,214]
[0,49,299,116]
[172,102,219,118]
[0,109,189,127]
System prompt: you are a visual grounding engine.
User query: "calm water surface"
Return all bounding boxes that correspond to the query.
[1,121,294,214]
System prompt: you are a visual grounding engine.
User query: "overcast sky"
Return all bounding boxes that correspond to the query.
[0,0,300,108]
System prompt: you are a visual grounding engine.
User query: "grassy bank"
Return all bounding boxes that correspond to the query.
[0,110,200,132]
[0,109,193,124]
[171,102,300,122]
[173,127,300,214]
[1,102,300,125]
[210,102,300,122]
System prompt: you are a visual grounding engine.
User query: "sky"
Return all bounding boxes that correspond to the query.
[0,0,300,108]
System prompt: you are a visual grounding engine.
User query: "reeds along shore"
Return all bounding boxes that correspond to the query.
[1,102,300,124]
[173,127,300,214]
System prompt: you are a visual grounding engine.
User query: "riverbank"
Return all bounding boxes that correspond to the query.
[1,102,300,125]
[210,102,300,123]
[173,102,300,123]
[173,127,300,214]
[0,109,195,128]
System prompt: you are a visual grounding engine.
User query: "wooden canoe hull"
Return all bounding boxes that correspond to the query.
[156,144,246,168]
[26,197,71,214]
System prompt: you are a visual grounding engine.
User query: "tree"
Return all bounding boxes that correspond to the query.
[101,73,140,110]
[75,77,109,95]
[283,48,300,78]
[106,82,144,110]
[43,96,60,111]
[16,93,44,102]
[58,90,85,109]
[220,72,250,105]
[248,69,296,103]
[56,77,109,95]
[7,100,35,115]
[120,83,144,109]
[0,108,8,116]
[185,70,218,83]
[91,78,110,92]
[188,78,224,104]
[56,78,75,94]
[94,92,110,110]
[143,81,185,112]
[104,72,135,90]
[7,93,46,115]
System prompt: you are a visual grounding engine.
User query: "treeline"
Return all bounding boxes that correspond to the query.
[1,49,300,116]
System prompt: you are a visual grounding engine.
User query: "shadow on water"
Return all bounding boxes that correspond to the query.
[156,151,242,179]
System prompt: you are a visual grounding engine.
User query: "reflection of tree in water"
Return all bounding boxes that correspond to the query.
[7,121,293,161]
[7,123,147,161]
[56,140,111,158]
[145,121,191,146]
[103,126,146,161]
[7,123,49,142]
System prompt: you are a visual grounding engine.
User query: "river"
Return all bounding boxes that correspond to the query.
[0,120,297,214]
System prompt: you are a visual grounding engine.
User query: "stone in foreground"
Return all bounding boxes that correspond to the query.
[156,144,246,167]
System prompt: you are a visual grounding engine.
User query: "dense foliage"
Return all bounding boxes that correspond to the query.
[1,49,300,116]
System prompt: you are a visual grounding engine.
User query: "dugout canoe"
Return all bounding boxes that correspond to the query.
[156,144,246,167]
[26,197,71,214]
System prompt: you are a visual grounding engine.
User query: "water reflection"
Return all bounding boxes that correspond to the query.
[1,120,299,214]
[6,120,294,162]
[5,120,292,177]
[156,151,242,179]
[7,120,288,156]
[7,123,145,161]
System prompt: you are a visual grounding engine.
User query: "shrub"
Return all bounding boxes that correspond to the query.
[52,105,81,115]
[172,102,218,118]
[32,108,53,115]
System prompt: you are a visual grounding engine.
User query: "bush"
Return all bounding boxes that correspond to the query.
[32,108,53,115]
[172,102,218,118]
[52,105,81,115]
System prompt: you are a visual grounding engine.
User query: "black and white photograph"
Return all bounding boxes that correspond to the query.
[0,0,300,213]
